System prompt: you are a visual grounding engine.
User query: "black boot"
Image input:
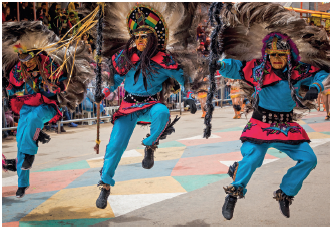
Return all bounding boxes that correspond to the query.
[36,130,51,147]
[222,185,244,220]
[21,154,35,170]
[96,181,111,209]
[16,186,29,198]
[273,189,294,218]
[222,195,238,220]
[4,159,17,172]
[142,145,157,169]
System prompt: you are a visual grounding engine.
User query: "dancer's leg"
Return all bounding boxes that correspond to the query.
[101,114,138,186]
[16,104,56,188]
[140,103,170,146]
[273,142,317,196]
[231,141,269,195]
[323,94,329,119]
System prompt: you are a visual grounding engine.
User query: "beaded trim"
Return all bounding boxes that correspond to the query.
[126,4,169,50]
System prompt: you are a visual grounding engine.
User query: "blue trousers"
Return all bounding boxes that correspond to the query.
[232,141,317,196]
[16,104,56,187]
[101,103,170,186]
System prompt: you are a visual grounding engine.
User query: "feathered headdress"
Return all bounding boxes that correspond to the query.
[204,2,330,138]
[217,2,330,70]
[78,2,211,94]
[2,21,95,111]
[217,3,330,110]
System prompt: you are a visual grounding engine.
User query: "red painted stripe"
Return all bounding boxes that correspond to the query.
[33,128,41,141]
[148,13,159,21]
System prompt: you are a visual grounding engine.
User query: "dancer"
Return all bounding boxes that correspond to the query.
[227,79,244,119]
[322,89,330,120]
[2,21,94,198]
[205,3,330,219]
[79,2,209,209]
[197,76,209,118]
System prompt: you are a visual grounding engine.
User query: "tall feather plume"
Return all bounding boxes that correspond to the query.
[2,21,95,111]
[78,2,211,96]
[219,2,330,71]
[217,2,330,117]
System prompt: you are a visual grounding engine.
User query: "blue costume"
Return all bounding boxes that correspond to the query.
[219,58,328,196]
[205,3,330,220]
[6,53,67,189]
[101,58,185,186]
[214,33,330,209]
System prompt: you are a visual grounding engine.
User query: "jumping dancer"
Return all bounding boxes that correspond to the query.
[205,2,330,219]
[2,21,94,198]
[79,2,210,209]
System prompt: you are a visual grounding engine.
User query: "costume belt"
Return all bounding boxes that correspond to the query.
[123,92,158,103]
[252,106,293,124]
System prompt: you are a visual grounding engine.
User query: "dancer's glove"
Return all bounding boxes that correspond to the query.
[95,88,109,103]
[209,61,223,74]
[94,93,105,103]
[185,99,197,114]
[303,87,318,100]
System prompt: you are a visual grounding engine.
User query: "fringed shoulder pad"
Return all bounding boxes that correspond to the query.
[291,62,320,81]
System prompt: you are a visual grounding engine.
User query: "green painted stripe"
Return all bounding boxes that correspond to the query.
[19,218,112,227]
[33,160,90,172]
[145,19,156,28]
[321,132,330,136]
[215,127,243,132]
[173,174,229,192]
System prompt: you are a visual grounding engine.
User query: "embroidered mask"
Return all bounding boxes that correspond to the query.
[269,52,288,69]
[265,37,290,70]
[23,56,38,70]
[134,31,149,51]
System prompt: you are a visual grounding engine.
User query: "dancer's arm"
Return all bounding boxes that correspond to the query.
[102,73,125,98]
[214,59,243,80]
[298,64,329,100]
[299,69,329,93]
[166,68,186,88]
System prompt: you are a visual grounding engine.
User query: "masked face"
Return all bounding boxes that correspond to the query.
[134,32,148,52]
[23,57,38,70]
[269,52,288,70]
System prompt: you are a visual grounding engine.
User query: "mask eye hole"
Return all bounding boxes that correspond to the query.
[135,34,148,40]
[278,53,286,57]
[270,54,277,57]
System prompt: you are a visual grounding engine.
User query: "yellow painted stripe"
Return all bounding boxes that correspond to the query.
[147,16,157,25]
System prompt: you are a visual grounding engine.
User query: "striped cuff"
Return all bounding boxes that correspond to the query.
[218,61,225,71]
[311,82,323,93]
